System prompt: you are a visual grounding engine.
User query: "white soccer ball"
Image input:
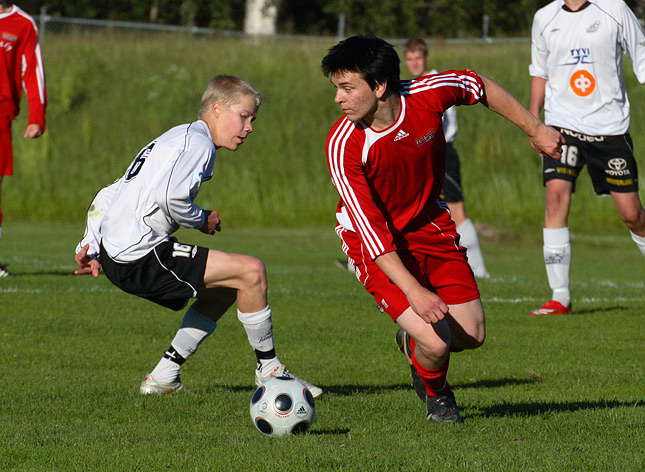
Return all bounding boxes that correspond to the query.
[250,376,316,437]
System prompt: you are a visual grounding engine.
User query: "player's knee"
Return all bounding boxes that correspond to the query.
[241,256,268,293]
[414,337,449,365]
[618,207,645,231]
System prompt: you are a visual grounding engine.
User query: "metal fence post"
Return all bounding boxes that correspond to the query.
[39,6,47,40]
[337,13,345,40]
[482,14,489,42]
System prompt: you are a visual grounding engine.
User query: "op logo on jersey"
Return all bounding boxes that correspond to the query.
[570,70,596,97]
[416,128,436,146]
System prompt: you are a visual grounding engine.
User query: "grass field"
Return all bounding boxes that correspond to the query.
[1,222,643,471]
[5,32,645,232]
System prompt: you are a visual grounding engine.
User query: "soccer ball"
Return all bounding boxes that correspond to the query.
[250,376,315,437]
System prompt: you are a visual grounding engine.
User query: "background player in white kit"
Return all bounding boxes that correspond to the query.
[528,0,645,315]
[404,38,489,279]
[74,75,321,397]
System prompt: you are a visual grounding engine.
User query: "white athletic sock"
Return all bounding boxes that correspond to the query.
[543,227,571,306]
[631,231,645,257]
[150,305,217,383]
[237,305,280,371]
[457,218,489,278]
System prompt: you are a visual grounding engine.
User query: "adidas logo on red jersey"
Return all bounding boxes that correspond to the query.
[394,129,409,141]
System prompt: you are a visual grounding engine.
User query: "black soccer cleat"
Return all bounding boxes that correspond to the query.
[426,392,464,423]
[395,328,427,402]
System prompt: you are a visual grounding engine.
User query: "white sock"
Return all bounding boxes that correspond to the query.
[631,231,645,257]
[543,227,571,306]
[237,305,280,372]
[457,218,489,278]
[150,305,217,383]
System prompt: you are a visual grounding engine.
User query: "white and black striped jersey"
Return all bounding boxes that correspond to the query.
[77,120,216,262]
[530,0,645,135]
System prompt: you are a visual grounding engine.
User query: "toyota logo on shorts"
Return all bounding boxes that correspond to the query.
[608,158,627,171]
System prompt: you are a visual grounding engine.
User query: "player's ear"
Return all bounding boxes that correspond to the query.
[375,81,388,99]
[211,102,222,118]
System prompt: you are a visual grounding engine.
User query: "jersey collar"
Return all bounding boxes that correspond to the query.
[561,1,592,13]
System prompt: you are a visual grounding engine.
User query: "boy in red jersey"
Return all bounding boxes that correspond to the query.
[322,35,564,422]
[0,1,47,276]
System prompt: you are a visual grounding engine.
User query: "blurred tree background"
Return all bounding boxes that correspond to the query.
[17,0,645,38]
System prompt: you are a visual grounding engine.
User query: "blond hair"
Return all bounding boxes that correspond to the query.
[404,38,428,56]
[198,75,262,119]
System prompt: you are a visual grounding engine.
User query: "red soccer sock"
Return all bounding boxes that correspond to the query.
[409,336,452,397]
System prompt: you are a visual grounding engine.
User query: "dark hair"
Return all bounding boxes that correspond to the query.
[321,34,401,93]
[404,38,428,56]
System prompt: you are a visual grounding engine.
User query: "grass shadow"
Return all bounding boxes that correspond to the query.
[573,305,629,315]
[470,399,642,418]
[453,378,537,389]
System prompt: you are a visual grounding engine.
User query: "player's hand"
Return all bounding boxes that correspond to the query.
[406,286,449,324]
[74,244,100,277]
[24,124,43,139]
[199,210,222,235]
[529,123,565,160]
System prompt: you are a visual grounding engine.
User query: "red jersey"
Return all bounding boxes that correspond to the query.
[0,5,46,128]
[326,70,484,261]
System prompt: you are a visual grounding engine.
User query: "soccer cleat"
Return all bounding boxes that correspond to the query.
[395,328,427,402]
[528,300,572,316]
[255,364,323,399]
[426,392,464,423]
[139,373,191,395]
[0,264,12,277]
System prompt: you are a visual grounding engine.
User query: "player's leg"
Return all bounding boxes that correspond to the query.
[611,191,645,256]
[444,298,485,352]
[201,249,323,396]
[533,179,573,314]
[530,148,577,316]
[0,112,12,277]
[444,144,489,278]
[449,201,489,279]
[396,309,463,422]
[142,287,235,394]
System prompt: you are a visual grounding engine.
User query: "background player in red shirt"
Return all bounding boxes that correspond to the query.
[322,35,563,422]
[0,1,47,276]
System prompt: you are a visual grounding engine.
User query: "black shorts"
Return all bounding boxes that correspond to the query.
[99,238,209,311]
[441,142,464,203]
[543,128,640,195]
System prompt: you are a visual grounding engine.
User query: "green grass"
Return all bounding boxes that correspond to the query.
[4,32,644,232]
[1,222,643,471]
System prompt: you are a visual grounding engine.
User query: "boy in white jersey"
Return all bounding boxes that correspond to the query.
[404,38,490,279]
[529,0,645,316]
[74,75,321,398]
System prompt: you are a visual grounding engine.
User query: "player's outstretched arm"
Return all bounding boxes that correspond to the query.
[479,74,564,159]
[74,244,100,277]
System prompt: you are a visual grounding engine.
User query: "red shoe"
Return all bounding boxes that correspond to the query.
[528,300,572,316]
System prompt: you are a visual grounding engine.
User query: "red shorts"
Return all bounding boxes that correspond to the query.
[0,111,13,176]
[337,209,480,321]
